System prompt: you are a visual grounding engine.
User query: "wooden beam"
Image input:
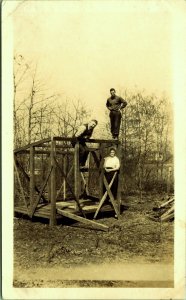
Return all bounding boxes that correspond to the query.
[94,172,117,219]
[29,146,35,208]
[161,212,174,222]
[56,165,74,200]
[160,205,174,219]
[34,144,73,149]
[116,142,122,215]
[57,209,109,231]
[47,154,51,203]
[14,138,51,153]
[80,172,89,196]
[14,137,119,154]
[29,167,53,217]
[53,136,119,144]
[15,150,73,155]
[63,154,67,200]
[54,157,86,218]
[50,139,57,226]
[74,141,80,211]
[14,159,29,212]
[99,144,104,200]
[91,151,100,168]
[103,175,120,218]
[159,197,174,208]
[14,155,47,203]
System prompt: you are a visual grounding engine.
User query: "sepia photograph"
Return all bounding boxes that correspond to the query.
[2,0,186,299]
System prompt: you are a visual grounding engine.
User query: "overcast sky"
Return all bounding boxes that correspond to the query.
[3,0,186,122]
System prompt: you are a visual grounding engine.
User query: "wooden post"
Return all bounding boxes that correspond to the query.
[63,154,67,200]
[74,141,80,211]
[117,142,122,216]
[29,146,35,209]
[50,138,56,226]
[47,153,51,202]
[99,143,104,200]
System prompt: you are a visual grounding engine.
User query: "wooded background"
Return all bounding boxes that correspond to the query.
[14,54,173,195]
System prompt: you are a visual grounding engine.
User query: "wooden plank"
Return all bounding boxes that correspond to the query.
[161,212,174,222]
[36,203,51,210]
[94,172,117,219]
[15,206,62,219]
[160,205,174,219]
[159,197,174,208]
[56,199,94,208]
[29,167,53,217]
[14,160,29,212]
[57,209,109,231]
[50,139,57,226]
[56,201,113,214]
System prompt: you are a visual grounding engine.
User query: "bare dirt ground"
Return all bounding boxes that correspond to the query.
[13,194,174,288]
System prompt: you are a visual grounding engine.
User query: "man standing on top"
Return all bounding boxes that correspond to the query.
[72,119,98,168]
[106,88,127,139]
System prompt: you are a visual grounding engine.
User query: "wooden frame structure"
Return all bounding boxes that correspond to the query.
[14,137,122,231]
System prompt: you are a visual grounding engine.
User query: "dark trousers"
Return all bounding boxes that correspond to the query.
[79,143,89,166]
[103,171,118,201]
[109,111,122,138]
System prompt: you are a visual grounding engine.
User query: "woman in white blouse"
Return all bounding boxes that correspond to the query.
[103,148,120,200]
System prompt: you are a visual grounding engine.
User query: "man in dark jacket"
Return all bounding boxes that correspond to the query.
[72,119,98,168]
[106,88,127,139]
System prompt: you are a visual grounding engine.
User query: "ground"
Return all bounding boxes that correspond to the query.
[13,194,174,288]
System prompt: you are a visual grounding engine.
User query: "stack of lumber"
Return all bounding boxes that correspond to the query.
[159,196,174,222]
[153,196,174,222]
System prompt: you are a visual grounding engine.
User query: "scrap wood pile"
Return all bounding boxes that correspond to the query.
[149,195,174,222]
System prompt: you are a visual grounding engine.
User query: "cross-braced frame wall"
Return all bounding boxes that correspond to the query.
[14,137,122,231]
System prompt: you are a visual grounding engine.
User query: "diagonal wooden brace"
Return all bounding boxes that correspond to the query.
[94,172,117,219]
[54,156,86,218]
[14,156,48,203]
[29,166,53,217]
[91,151,100,168]
[80,172,89,196]
[103,175,120,218]
[56,164,74,200]
[57,209,109,231]
[14,159,29,213]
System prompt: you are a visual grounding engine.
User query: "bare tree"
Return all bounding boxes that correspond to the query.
[13,55,58,146]
[118,89,173,194]
[53,99,91,137]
